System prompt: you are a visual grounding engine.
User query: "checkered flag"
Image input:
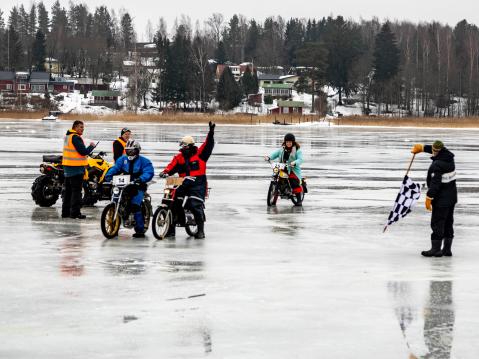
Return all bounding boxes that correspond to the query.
[384,175,421,231]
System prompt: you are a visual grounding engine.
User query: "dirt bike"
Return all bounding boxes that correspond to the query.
[100,174,153,239]
[31,152,113,207]
[151,177,205,240]
[267,161,307,206]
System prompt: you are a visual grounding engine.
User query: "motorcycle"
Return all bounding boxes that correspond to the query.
[151,177,204,240]
[267,161,307,206]
[100,174,153,239]
[31,152,113,207]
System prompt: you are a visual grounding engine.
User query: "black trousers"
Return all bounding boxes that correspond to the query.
[173,177,206,226]
[431,205,455,241]
[62,174,84,216]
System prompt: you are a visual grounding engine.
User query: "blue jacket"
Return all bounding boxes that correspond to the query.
[105,155,154,183]
[270,146,304,180]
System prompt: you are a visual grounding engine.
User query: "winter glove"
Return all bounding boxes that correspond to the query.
[411,144,424,154]
[209,121,216,132]
[425,196,433,211]
[159,172,168,178]
[133,178,143,185]
[264,156,270,161]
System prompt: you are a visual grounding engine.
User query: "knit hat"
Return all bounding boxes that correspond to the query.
[432,140,444,151]
[121,127,131,136]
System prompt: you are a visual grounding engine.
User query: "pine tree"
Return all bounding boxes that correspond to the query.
[37,2,49,36]
[241,66,258,96]
[216,66,242,110]
[120,13,134,52]
[33,30,46,71]
[373,22,400,112]
[215,40,227,64]
[3,24,23,70]
[323,16,363,105]
[244,19,259,61]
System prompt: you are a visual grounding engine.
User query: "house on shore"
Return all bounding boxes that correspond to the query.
[91,90,121,108]
[270,100,305,114]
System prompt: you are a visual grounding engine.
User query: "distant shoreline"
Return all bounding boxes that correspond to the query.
[1,111,479,128]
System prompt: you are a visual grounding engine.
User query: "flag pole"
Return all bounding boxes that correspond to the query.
[384,153,417,233]
[405,154,416,177]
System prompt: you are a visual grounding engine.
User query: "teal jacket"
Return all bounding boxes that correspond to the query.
[270,146,303,180]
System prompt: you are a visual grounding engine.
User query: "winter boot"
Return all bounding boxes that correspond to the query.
[165,225,176,238]
[294,193,303,207]
[132,232,146,239]
[195,221,205,239]
[442,237,453,257]
[421,240,443,257]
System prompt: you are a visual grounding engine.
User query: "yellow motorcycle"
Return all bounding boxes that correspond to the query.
[31,151,113,207]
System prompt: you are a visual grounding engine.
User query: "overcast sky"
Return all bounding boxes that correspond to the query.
[2,0,478,40]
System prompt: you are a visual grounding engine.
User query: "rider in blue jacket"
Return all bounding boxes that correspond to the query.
[105,140,154,238]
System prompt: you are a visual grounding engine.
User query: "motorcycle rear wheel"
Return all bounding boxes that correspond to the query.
[152,207,171,240]
[185,211,198,237]
[267,182,279,206]
[101,203,121,239]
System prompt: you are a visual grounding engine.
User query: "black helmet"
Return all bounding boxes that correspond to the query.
[284,133,295,142]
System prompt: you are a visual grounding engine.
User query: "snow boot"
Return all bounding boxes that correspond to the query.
[294,193,303,207]
[165,225,176,238]
[195,222,205,239]
[421,240,443,257]
[132,232,146,239]
[442,237,453,257]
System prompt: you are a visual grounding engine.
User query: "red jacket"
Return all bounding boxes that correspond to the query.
[164,130,214,177]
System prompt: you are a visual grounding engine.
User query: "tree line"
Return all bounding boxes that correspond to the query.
[1,2,479,116]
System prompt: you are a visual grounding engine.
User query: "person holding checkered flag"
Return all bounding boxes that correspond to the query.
[411,141,458,257]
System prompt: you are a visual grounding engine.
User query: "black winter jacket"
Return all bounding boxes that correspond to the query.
[424,145,457,207]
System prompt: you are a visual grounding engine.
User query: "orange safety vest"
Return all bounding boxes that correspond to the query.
[62,131,88,166]
[115,137,127,155]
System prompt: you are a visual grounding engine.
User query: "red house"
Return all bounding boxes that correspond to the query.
[15,72,30,93]
[49,78,75,94]
[0,71,15,92]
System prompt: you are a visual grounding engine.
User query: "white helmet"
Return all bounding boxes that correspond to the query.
[180,135,195,147]
[125,140,141,160]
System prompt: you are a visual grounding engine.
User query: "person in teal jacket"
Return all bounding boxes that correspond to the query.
[265,133,304,206]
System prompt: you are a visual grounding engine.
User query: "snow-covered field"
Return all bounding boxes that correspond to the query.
[1,121,478,358]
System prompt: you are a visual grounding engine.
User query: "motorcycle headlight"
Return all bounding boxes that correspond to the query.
[40,165,45,174]
[273,167,279,174]
[113,187,120,195]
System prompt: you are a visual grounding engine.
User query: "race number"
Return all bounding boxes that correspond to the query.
[113,175,130,186]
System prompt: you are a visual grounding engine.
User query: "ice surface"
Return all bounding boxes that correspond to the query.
[0,120,478,358]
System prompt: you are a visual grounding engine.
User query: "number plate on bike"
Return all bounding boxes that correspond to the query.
[113,175,130,186]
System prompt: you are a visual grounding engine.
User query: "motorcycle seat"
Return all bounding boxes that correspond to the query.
[43,155,63,164]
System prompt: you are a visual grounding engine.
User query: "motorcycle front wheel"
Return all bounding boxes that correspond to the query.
[152,207,171,240]
[266,181,279,206]
[101,203,121,239]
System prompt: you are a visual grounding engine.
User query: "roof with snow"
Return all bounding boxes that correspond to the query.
[30,72,50,83]
[92,90,120,97]
[262,83,293,89]
[0,71,15,80]
[277,100,304,108]
[258,74,282,81]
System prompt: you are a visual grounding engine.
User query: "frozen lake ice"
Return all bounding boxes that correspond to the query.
[0,120,478,358]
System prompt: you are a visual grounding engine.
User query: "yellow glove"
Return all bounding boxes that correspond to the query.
[411,143,424,154]
[425,196,433,211]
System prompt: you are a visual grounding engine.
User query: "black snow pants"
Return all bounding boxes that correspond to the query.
[431,205,455,241]
[62,174,84,217]
[173,177,206,226]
